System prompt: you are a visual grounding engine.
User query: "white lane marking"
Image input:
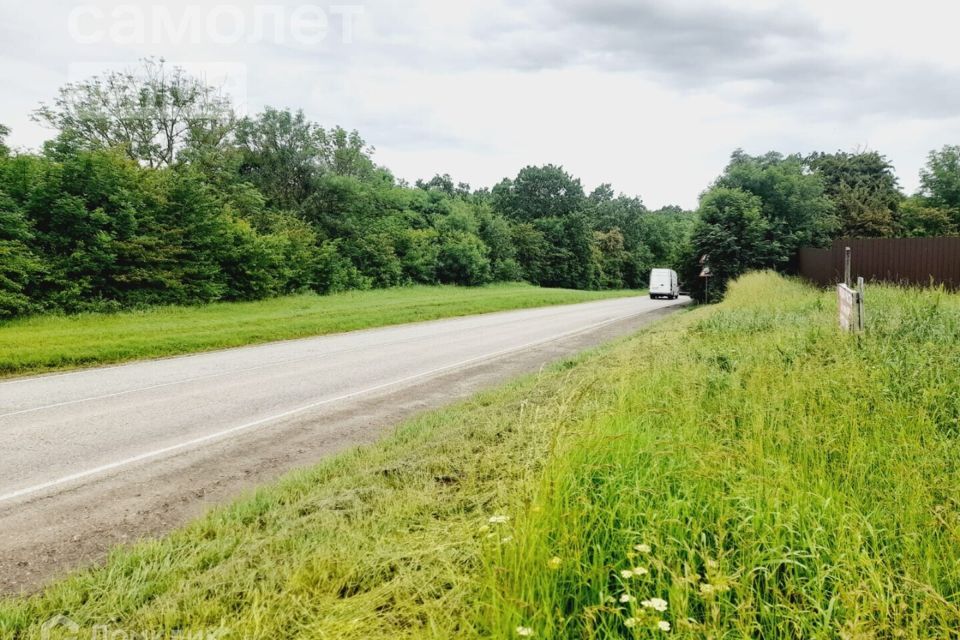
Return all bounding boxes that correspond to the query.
[0,307,575,419]
[0,307,664,505]
[0,296,646,387]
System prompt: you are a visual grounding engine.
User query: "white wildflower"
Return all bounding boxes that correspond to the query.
[634,543,652,553]
[641,598,668,612]
[489,515,510,524]
[632,566,648,577]
[624,617,640,628]
[516,626,534,637]
[620,569,635,579]
[657,620,671,632]
[619,594,636,603]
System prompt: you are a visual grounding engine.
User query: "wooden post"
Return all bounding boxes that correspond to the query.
[844,246,852,287]
[838,280,866,333]
[856,277,866,331]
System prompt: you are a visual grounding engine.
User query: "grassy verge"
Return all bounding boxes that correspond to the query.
[483,273,960,638]
[4,272,959,639]
[0,283,637,378]
[0,331,627,639]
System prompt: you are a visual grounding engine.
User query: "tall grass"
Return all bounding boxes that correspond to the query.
[4,273,959,639]
[481,272,960,638]
[0,283,637,378]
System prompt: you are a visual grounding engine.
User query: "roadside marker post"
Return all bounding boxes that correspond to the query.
[837,284,862,332]
[837,248,865,333]
[699,255,712,303]
[844,246,852,287]
[837,247,866,332]
[856,276,866,331]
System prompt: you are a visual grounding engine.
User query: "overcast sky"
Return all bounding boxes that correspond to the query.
[2,0,959,208]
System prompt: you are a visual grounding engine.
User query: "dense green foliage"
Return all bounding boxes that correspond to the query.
[3,59,959,314]
[685,148,959,300]
[6,274,960,638]
[0,61,691,319]
[919,145,960,224]
[0,283,635,378]
[807,150,902,237]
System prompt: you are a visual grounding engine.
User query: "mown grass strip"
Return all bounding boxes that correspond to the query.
[0,323,645,639]
[0,283,637,378]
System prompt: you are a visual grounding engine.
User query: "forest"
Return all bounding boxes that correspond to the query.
[1,59,958,317]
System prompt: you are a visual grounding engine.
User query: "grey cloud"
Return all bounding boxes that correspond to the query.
[441,0,960,121]
[474,0,828,79]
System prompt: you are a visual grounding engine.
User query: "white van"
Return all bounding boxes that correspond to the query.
[649,268,679,300]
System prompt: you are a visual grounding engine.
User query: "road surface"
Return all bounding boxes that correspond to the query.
[0,295,688,593]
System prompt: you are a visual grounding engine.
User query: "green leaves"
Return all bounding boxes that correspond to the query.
[920,146,960,226]
[31,58,235,169]
[807,150,902,238]
[491,165,585,222]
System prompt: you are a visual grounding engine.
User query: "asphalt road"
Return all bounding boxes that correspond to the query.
[0,294,688,593]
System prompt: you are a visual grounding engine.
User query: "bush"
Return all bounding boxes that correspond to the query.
[437,231,492,286]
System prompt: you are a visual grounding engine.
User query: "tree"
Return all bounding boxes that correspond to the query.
[0,124,9,157]
[33,58,235,168]
[589,191,646,236]
[535,213,598,289]
[416,173,471,199]
[396,228,439,283]
[436,232,491,285]
[0,188,41,317]
[919,146,960,225]
[637,207,696,273]
[23,149,154,310]
[314,239,371,293]
[475,206,521,281]
[234,108,325,210]
[491,165,585,221]
[717,151,836,257]
[898,196,957,237]
[687,187,774,300]
[589,183,616,204]
[511,222,549,284]
[3,56,785,318]
[595,228,629,289]
[235,109,378,209]
[319,126,377,181]
[807,150,902,237]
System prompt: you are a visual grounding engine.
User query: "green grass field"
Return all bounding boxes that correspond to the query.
[4,272,960,639]
[0,283,638,378]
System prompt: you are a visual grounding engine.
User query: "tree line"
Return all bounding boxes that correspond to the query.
[1,60,958,317]
[0,60,692,318]
[684,147,960,300]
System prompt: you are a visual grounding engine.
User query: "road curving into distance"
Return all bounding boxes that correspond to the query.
[0,294,689,593]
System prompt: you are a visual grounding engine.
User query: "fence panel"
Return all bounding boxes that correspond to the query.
[796,237,960,289]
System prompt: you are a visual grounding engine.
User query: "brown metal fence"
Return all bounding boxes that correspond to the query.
[796,237,960,290]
